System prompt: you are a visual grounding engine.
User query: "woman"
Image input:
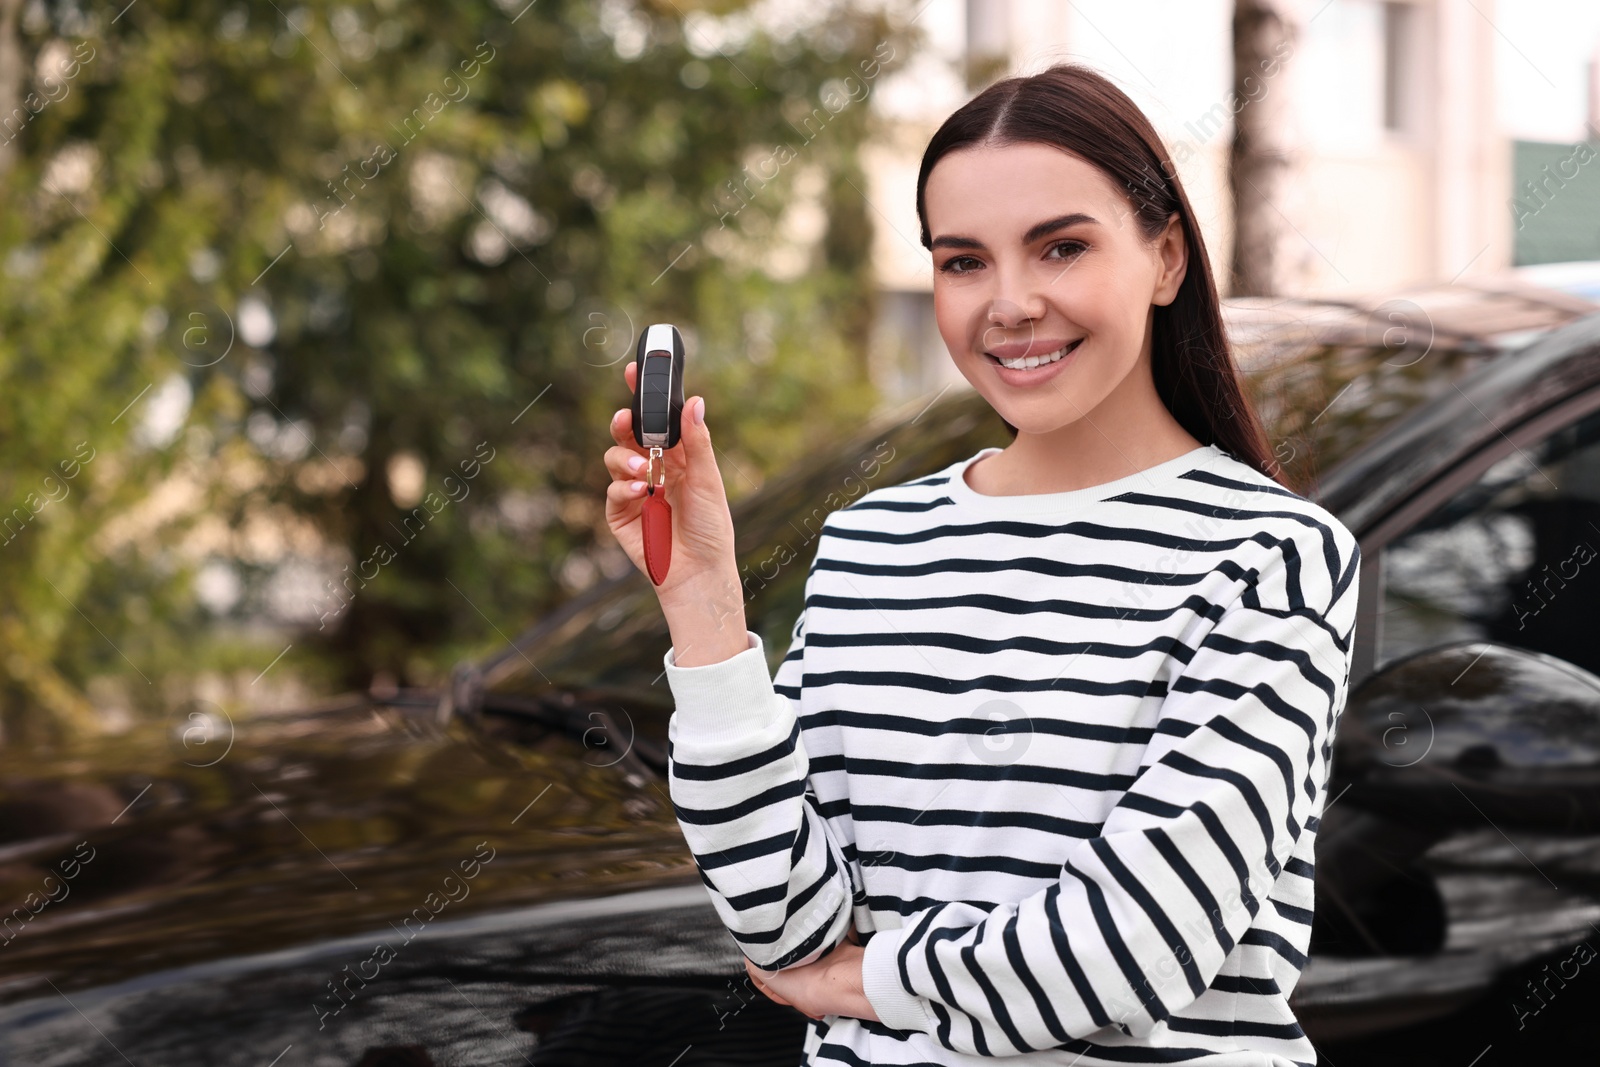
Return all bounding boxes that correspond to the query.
[603,63,1359,1066]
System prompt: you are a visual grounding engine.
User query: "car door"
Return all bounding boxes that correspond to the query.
[1303,385,1600,1062]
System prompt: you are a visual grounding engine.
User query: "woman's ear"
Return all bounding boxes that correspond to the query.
[1152,212,1188,307]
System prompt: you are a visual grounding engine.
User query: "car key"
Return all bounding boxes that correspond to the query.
[632,323,685,585]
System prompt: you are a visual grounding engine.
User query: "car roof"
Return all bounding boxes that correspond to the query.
[1292,274,1600,534]
[1223,272,1596,374]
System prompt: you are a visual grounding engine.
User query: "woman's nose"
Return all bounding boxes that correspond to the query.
[985,256,1048,324]
[982,305,1033,354]
[982,297,1046,346]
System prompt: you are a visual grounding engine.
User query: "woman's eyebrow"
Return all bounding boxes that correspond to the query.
[930,212,1099,251]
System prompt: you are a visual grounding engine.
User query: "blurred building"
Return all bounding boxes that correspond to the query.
[864,0,1521,405]
[1510,31,1600,269]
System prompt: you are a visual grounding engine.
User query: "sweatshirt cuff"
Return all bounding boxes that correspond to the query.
[662,631,782,744]
[861,924,935,1034]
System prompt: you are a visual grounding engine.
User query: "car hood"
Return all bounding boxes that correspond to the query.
[0,699,696,1004]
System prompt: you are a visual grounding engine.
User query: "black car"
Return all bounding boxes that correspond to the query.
[4,294,1599,1065]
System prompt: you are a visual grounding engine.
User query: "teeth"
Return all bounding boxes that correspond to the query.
[994,341,1076,370]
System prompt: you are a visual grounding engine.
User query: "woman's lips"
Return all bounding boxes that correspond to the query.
[983,337,1082,370]
[984,337,1077,361]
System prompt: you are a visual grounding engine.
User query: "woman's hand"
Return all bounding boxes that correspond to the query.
[743,925,880,1023]
[603,362,746,662]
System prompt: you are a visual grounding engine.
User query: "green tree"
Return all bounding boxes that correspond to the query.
[0,0,914,737]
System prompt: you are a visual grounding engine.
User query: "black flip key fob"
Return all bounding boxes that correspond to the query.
[632,323,685,451]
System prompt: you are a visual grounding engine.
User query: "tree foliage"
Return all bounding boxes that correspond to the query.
[0,0,914,739]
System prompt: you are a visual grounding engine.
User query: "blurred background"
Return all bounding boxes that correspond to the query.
[6,2,1600,1063]
[1,0,1597,761]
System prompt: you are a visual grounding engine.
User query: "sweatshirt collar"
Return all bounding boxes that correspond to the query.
[941,443,1225,517]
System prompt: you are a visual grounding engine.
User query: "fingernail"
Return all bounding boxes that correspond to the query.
[629,480,645,492]
[627,455,645,472]
[693,397,705,425]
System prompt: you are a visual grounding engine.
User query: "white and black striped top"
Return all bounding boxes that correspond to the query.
[663,443,1361,1066]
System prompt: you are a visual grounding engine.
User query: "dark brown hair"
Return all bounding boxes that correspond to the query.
[916,63,1290,491]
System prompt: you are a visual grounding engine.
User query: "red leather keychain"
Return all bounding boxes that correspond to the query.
[633,324,685,586]
[641,450,672,585]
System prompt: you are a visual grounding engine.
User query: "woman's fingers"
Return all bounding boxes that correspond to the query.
[604,443,650,483]
[608,397,695,486]
[609,407,638,449]
[607,410,663,487]
[605,478,647,512]
[608,402,682,472]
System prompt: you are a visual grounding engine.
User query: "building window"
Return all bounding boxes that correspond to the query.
[1382,1,1417,134]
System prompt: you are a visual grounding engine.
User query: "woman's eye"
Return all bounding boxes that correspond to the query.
[937,243,1084,274]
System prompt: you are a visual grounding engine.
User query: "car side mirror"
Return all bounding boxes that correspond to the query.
[1312,640,1600,959]
[1331,640,1600,831]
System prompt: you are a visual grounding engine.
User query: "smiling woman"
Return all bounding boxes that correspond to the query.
[618,62,1362,1067]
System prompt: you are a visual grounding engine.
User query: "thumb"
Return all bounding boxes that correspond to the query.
[680,395,711,458]
[678,396,728,505]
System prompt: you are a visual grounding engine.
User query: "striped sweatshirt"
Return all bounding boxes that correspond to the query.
[662,442,1361,1066]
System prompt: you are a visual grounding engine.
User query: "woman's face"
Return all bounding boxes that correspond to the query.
[923,141,1187,436]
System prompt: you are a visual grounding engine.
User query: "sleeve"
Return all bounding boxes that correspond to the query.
[663,601,857,970]
[859,527,1362,1056]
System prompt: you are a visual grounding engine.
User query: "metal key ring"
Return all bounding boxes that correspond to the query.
[648,446,665,491]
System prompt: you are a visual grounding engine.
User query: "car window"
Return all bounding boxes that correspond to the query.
[1379,405,1600,674]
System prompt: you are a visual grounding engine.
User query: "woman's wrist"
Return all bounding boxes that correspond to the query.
[666,618,751,668]
[829,946,879,1022]
[661,570,748,667]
